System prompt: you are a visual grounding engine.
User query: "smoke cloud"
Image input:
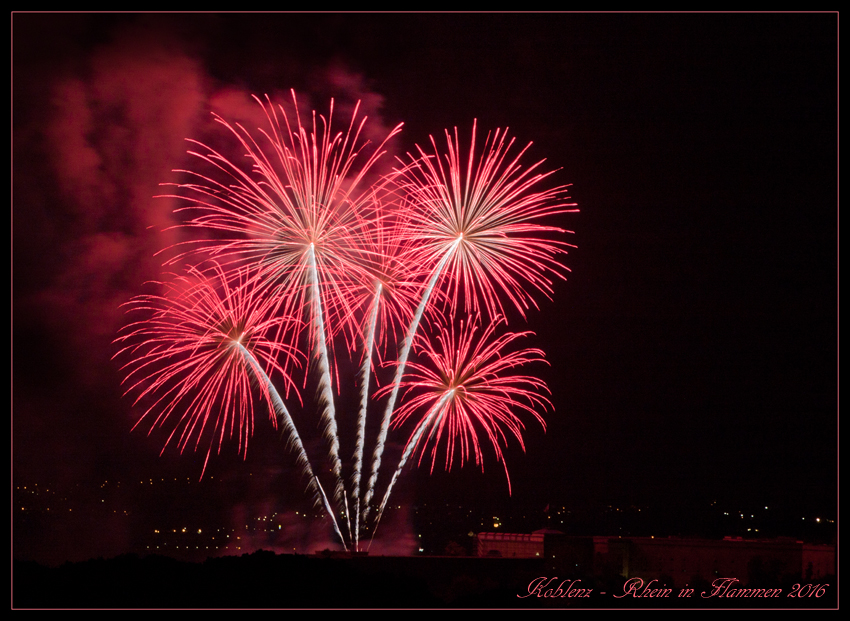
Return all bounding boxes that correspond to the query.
[14,15,407,564]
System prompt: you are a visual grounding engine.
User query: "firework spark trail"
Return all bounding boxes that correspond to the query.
[237,342,347,549]
[328,196,423,541]
[328,197,423,547]
[306,242,351,542]
[361,242,458,524]
[352,281,381,549]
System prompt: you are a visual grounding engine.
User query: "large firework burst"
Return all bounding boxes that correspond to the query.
[169,91,403,340]
[397,120,578,319]
[372,316,549,527]
[395,317,549,480]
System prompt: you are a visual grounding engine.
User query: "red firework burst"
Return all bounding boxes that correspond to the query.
[389,316,551,493]
[114,264,300,475]
[397,121,578,319]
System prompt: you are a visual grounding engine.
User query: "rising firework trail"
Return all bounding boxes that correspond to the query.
[345,200,421,547]
[238,341,346,548]
[361,242,458,524]
[115,263,347,543]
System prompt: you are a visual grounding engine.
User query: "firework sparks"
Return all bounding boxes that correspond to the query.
[396,317,549,477]
[340,198,422,547]
[168,91,402,326]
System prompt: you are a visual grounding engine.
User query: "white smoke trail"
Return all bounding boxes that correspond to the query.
[362,240,460,523]
[352,282,381,550]
[306,243,349,544]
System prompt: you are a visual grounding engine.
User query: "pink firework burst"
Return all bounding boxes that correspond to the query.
[397,121,578,320]
[114,264,300,476]
[167,91,403,345]
[389,316,551,494]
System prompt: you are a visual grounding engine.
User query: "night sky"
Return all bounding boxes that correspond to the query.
[13,13,837,566]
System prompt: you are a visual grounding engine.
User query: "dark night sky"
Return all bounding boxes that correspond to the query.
[13,13,837,565]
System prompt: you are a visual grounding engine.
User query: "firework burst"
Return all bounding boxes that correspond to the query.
[114,263,299,475]
[167,90,403,342]
[119,93,575,551]
[373,316,550,527]
[397,120,578,319]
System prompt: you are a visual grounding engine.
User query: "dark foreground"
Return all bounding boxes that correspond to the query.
[14,551,836,609]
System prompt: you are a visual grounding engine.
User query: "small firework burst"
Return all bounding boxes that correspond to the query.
[115,263,299,475]
[389,316,550,495]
